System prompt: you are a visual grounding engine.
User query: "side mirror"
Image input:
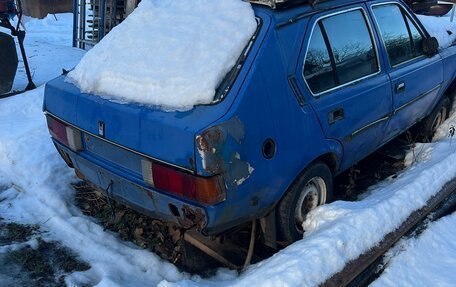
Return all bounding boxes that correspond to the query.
[422,37,439,56]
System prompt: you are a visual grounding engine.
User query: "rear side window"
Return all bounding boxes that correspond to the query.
[304,25,337,94]
[304,9,379,95]
[373,4,424,67]
[322,10,379,86]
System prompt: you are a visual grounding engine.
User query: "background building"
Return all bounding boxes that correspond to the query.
[22,0,72,18]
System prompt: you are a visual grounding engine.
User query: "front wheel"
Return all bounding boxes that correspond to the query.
[276,162,333,245]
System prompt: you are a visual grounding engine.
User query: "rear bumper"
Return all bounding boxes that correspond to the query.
[54,141,209,231]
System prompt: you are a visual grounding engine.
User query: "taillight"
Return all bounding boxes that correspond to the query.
[141,159,226,205]
[46,115,83,151]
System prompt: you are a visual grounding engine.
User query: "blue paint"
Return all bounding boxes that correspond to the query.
[44,0,456,236]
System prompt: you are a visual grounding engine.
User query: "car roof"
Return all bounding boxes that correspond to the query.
[249,0,369,9]
[250,0,379,26]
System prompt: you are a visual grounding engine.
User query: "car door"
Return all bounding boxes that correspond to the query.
[295,6,393,170]
[370,2,443,140]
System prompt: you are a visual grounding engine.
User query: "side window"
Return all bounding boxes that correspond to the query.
[304,25,337,94]
[372,4,418,66]
[406,16,424,57]
[321,10,379,85]
[303,9,378,94]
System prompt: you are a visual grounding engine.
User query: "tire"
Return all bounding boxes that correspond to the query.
[276,162,333,245]
[416,97,450,143]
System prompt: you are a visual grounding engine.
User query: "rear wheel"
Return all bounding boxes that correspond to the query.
[416,97,450,142]
[277,162,333,245]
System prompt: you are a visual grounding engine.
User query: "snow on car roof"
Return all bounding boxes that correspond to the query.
[67,0,257,111]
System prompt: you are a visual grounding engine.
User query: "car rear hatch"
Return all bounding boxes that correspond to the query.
[43,11,266,176]
[44,76,239,175]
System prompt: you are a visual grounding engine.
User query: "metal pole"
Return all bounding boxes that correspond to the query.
[100,0,106,39]
[14,1,35,90]
[81,0,86,49]
[16,31,35,90]
[451,4,455,22]
[73,0,77,47]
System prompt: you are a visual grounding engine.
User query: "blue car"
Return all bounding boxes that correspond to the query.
[44,0,456,246]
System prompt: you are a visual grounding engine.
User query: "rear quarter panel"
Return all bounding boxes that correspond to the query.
[199,12,343,234]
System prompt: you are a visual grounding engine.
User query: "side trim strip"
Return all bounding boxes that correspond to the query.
[347,114,391,140]
[44,111,195,174]
[395,84,441,113]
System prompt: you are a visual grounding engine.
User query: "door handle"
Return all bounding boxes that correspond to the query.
[396,82,406,93]
[328,108,344,125]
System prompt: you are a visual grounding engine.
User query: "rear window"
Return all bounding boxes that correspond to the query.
[304,9,379,95]
[214,18,262,103]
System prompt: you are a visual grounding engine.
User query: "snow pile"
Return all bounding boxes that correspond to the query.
[1,15,182,287]
[158,107,456,286]
[418,14,456,48]
[2,10,456,287]
[0,88,185,287]
[372,213,456,286]
[67,0,257,111]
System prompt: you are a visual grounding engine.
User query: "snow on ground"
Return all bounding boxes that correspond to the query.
[371,213,456,287]
[67,0,257,111]
[156,108,456,287]
[8,13,85,91]
[1,9,456,287]
[418,13,456,48]
[0,87,185,287]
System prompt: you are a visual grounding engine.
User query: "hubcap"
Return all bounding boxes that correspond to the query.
[294,177,327,233]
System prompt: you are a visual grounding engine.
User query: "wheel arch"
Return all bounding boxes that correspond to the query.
[277,151,340,205]
[444,76,456,104]
[314,152,340,176]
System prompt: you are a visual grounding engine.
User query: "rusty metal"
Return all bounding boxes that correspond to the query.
[243,220,257,270]
[196,126,226,174]
[196,117,254,187]
[184,232,241,270]
[179,205,206,231]
[322,178,456,287]
[347,191,456,287]
[260,210,277,250]
[75,169,85,181]
[144,189,154,200]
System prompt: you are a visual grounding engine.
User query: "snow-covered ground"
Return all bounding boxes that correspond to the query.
[9,13,84,91]
[372,213,456,287]
[0,8,456,287]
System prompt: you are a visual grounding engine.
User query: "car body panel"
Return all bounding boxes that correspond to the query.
[296,4,394,169]
[43,0,456,236]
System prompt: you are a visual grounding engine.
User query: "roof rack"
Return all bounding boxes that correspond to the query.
[248,0,320,9]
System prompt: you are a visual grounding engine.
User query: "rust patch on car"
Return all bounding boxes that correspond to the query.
[144,189,154,200]
[196,126,226,174]
[196,117,254,187]
[179,205,206,231]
